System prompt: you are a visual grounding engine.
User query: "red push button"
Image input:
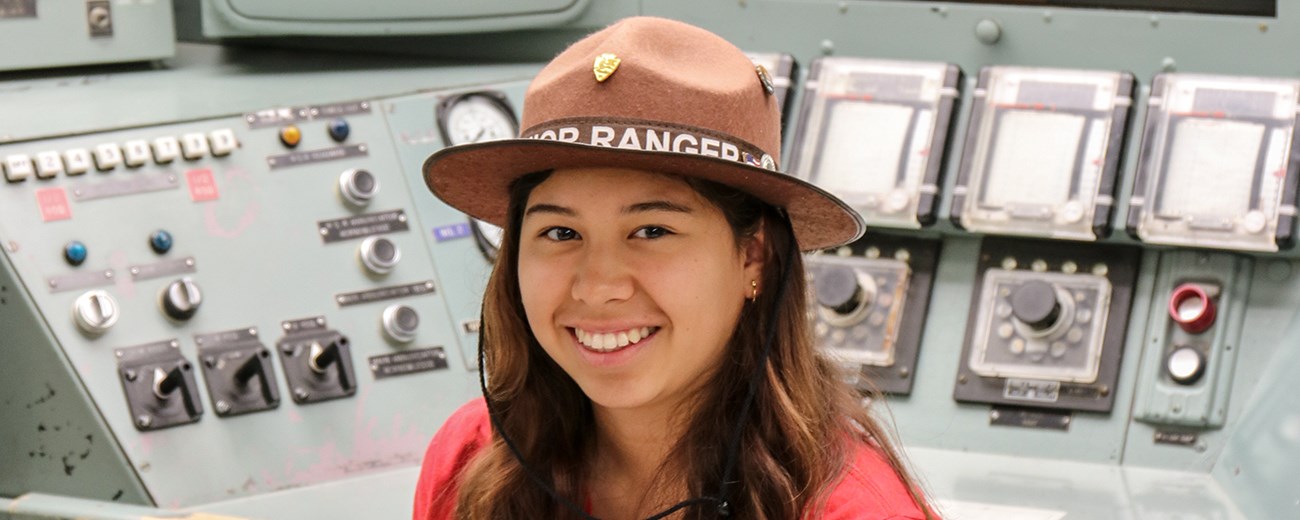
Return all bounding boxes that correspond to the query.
[1168,283,1216,334]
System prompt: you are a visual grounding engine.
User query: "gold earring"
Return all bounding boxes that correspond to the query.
[749,280,758,301]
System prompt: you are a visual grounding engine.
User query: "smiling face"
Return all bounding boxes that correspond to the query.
[517,168,763,414]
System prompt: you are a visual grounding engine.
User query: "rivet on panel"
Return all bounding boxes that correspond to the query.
[820,39,835,55]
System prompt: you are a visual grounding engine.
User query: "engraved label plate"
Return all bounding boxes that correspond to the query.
[267,144,367,170]
[281,316,328,335]
[194,327,260,349]
[462,320,481,334]
[368,347,449,379]
[47,269,116,293]
[0,0,37,18]
[115,339,182,364]
[1154,430,1199,447]
[989,406,1072,431]
[318,209,409,243]
[73,173,180,201]
[245,107,310,129]
[310,101,371,119]
[129,257,196,281]
[1003,378,1061,403]
[335,280,436,307]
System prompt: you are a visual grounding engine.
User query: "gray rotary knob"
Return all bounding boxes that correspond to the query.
[359,236,401,274]
[382,304,420,343]
[338,168,379,207]
[161,277,203,321]
[814,265,875,315]
[73,290,119,334]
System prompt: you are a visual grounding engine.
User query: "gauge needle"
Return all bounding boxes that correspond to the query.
[471,128,486,142]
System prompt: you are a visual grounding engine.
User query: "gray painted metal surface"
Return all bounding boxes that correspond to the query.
[0,0,174,72]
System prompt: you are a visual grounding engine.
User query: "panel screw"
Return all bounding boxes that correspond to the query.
[216,401,231,414]
[294,388,309,401]
[989,410,1000,420]
[136,415,152,428]
[124,370,137,381]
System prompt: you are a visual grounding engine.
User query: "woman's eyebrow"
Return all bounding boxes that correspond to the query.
[623,200,694,215]
[523,204,576,218]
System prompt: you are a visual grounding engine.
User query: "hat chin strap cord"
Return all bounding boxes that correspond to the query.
[478,212,798,520]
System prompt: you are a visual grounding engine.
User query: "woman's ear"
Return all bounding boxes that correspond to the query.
[741,225,767,295]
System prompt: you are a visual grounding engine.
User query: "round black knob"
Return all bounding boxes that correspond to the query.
[161,277,202,321]
[1011,280,1061,331]
[814,265,871,315]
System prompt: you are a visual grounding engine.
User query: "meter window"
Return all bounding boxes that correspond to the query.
[981,110,1085,208]
[814,101,915,196]
[1157,118,1263,218]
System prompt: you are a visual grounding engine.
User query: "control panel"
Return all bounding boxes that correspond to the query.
[0,95,489,507]
[0,0,175,72]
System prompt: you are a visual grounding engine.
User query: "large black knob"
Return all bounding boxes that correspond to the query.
[161,277,203,321]
[814,265,874,315]
[1011,280,1062,332]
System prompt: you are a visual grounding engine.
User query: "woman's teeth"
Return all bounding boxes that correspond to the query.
[574,326,658,352]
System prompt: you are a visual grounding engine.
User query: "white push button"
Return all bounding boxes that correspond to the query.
[35,151,64,178]
[1167,346,1206,385]
[94,143,123,170]
[152,136,180,164]
[181,133,209,160]
[123,140,151,167]
[209,129,237,156]
[4,154,34,182]
[64,149,92,175]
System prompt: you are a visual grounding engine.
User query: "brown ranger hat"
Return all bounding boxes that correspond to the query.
[422,16,864,251]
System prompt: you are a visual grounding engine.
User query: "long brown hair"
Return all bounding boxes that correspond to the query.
[456,171,932,519]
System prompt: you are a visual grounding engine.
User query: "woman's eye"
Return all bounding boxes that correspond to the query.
[632,226,672,239]
[543,227,579,241]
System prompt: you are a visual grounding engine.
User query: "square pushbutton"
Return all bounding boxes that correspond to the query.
[94,143,123,170]
[64,149,92,175]
[209,129,238,157]
[123,140,151,168]
[181,133,209,160]
[4,154,35,182]
[153,136,180,164]
[35,151,65,178]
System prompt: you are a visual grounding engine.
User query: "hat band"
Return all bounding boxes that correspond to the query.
[522,117,778,171]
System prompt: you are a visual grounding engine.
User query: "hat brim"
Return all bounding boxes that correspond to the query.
[422,139,865,251]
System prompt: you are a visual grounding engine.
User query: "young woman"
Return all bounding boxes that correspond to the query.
[415,16,934,520]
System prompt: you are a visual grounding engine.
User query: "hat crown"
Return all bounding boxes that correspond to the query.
[522,17,781,163]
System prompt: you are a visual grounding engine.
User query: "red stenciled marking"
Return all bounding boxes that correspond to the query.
[35,188,72,222]
[1171,111,1228,119]
[186,168,220,202]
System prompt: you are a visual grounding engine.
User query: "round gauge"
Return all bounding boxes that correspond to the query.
[471,219,505,262]
[438,92,519,146]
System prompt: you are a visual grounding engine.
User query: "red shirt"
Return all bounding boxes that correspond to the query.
[414,398,926,520]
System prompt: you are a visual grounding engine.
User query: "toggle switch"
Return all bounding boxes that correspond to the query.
[1169,283,1216,334]
[152,365,184,399]
[309,339,343,374]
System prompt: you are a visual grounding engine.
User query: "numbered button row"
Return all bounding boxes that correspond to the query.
[3,129,238,183]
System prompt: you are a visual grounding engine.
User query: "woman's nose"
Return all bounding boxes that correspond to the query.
[570,247,635,305]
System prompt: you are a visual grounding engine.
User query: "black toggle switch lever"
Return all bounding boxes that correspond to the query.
[309,339,344,374]
[152,365,185,399]
[234,355,262,386]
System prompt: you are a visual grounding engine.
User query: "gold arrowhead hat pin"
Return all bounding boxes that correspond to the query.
[594,53,621,82]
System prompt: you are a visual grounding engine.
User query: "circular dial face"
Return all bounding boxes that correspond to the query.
[444,95,518,146]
